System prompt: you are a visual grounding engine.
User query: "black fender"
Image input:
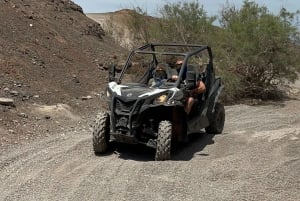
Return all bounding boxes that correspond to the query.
[208,77,223,113]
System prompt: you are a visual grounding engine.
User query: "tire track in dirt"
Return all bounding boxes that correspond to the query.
[0,98,299,200]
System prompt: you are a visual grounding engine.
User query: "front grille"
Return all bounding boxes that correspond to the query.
[116,116,129,129]
[114,98,144,114]
[115,99,135,113]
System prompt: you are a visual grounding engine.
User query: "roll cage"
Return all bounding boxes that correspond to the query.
[117,43,214,88]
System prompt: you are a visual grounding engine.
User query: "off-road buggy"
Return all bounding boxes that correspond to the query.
[92,43,225,160]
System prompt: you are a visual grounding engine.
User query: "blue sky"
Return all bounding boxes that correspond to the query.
[72,0,299,16]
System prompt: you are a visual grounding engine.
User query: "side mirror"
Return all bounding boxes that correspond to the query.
[108,64,116,82]
[186,71,196,89]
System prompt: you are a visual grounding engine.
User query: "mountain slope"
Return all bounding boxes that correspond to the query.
[87,9,156,49]
[0,0,126,146]
[0,0,123,104]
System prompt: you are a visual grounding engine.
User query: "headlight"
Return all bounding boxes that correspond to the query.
[154,94,168,104]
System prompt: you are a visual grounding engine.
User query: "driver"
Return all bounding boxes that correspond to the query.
[172,60,206,114]
[148,63,172,87]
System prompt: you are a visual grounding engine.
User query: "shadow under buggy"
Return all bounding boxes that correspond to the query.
[92,43,225,161]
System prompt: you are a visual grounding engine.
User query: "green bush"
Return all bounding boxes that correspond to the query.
[157,1,216,45]
[219,1,300,99]
[123,0,300,102]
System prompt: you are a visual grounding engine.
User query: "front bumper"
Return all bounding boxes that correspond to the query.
[110,132,157,149]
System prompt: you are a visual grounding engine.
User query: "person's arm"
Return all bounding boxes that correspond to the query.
[191,80,206,95]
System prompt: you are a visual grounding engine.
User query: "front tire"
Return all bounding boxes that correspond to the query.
[155,121,172,161]
[206,102,225,134]
[92,112,110,154]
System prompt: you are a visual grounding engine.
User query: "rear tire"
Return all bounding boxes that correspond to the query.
[92,112,110,154]
[206,102,225,134]
[155,121,172,161]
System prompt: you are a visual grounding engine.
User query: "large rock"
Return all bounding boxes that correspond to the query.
[0,98,15,106]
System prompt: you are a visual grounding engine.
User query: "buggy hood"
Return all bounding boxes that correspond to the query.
[108,82,173,99]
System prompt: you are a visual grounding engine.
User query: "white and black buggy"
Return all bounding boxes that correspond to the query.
[92,43,225,161]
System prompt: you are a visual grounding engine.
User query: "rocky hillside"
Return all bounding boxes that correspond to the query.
[87,9,155,49]
[0,0,126,146]
[0,0,124,104]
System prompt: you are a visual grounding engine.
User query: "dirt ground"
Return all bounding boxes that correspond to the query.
[0,83,299,201]
[0,1,299,200]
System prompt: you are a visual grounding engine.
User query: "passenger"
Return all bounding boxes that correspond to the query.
[185,80,206,114]
[172,60,206,114]
[148,63,169,87]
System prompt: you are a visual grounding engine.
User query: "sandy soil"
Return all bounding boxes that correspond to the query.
[0,85,299,201]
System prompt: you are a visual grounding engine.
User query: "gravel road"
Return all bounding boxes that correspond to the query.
[1,97,299,201]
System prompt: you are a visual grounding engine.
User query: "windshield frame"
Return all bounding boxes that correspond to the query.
[117,43,212,88]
